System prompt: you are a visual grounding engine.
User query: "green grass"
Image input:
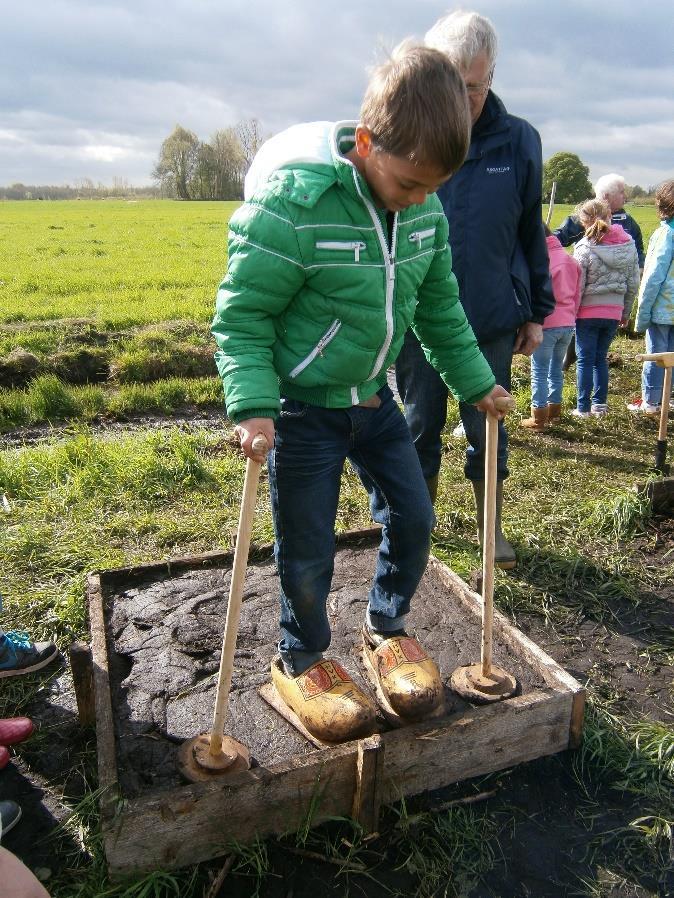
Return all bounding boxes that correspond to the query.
[0,374,222,429]
[0,200,236,326]
[1,201,672,897]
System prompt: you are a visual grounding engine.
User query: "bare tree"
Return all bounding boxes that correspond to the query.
[210,127,246,199]
[236,118,265,169]
[153,125,200,199]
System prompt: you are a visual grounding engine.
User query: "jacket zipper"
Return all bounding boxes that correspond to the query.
[348,168,396,386]
[315,240,366,262]
[288,319,342,378]
[408,227,436,248]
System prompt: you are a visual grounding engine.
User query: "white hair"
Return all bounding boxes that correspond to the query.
[593,173,625,200]
[425,9,498,71]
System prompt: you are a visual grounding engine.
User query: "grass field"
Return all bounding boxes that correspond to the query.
[0,200,672,897]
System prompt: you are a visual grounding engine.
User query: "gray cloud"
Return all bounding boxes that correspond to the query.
[1,0,672,187]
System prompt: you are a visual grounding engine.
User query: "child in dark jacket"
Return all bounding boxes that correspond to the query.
[571,199,639,418]
[521,224,582,431]
[212,45,511,743]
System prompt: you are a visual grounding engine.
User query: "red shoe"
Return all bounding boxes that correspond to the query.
[0,745,9,769]
[0,717,34,746]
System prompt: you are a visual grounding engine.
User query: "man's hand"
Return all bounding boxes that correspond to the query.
[513,322,544,356]
[474,385,514,420]
[234,417,275,461]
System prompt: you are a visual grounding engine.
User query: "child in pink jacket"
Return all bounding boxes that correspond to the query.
[522,224,582,431]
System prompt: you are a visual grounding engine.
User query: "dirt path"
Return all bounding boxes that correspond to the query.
[0,407,228,449]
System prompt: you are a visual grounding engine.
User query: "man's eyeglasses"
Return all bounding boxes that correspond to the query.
[465,69,493,97]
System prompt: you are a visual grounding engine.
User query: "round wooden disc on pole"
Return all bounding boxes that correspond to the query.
[177,733,251,783]
[450,663,517,703]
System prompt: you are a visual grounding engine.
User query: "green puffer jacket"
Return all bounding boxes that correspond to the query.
[212,121,495,422]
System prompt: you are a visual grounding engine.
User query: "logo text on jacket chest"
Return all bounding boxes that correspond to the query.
[486,166,511,174]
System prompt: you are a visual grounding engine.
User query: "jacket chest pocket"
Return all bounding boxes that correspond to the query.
[408,227,436,249]
[289,319,342,378]
[315,240,367,262]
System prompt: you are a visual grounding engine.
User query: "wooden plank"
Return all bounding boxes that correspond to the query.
[258,682,336,749]
[68,641,95,727]
[379,689,572,804]
[104,689,569,877]
[87,573,121,820]
[569,689,586,749]
[351,735,384,833]
[103,742,361,878]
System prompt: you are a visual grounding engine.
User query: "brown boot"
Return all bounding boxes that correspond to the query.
[547,403,562,424]
[520,405,548,432]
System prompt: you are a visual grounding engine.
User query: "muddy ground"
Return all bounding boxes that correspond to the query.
[1,522,672,897]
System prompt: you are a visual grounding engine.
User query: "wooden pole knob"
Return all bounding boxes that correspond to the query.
[250,433,269,461]
[251,434,269,454]
[492,396,517,414]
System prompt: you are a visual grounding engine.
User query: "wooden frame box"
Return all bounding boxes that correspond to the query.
[84,530,584,879]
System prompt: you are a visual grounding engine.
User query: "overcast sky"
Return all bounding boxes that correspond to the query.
[2,0,672,189]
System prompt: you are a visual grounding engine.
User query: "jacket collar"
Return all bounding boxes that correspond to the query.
[466,92,510,159]
[330,121,379,206]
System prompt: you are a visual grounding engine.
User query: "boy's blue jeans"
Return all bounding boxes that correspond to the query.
[642,324,674,405]
[575,318,619,411]
[395,329,514,481]
[268,385,435,675]
[530,326,574,407]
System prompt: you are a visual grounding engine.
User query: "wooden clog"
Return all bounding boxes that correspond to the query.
[270,657,377,743]
[361,629,443,720]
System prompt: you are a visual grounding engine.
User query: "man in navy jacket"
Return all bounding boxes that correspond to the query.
[396,10,554,568]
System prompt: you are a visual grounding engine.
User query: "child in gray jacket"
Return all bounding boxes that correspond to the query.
[572,199,639,417]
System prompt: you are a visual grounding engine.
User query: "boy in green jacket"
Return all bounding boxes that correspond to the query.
[212,44,510,742]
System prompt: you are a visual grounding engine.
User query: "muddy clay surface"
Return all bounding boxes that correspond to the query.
[107,542,543,798]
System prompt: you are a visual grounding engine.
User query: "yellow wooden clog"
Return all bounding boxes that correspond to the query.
[362,629,443,719]
[270,657,377,743]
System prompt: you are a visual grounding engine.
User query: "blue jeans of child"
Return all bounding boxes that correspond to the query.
[268,385,435,675]
[530,326,574,407]
[395,329,514,481]
[575,318,619,411]
[642,324,674,405]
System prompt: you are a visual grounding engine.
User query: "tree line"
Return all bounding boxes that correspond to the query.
[0,132,658,204]
[152,119,264,201]
[0,179,160,201]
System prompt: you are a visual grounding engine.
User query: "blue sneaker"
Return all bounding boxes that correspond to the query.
[0,631,58,678]
[0,800,22,836]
